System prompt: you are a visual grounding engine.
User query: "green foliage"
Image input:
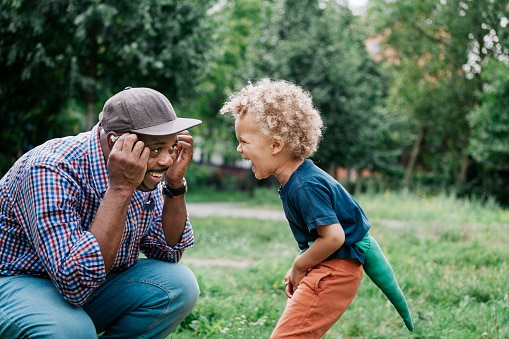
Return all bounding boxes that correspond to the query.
[171,190,509,338]
[0,0,214,175]
[366,0,509,189]
[0,1,75,173]
[2,0,509,202]
[184,0,268,164]
[468,61,509,168]
[245,0,395,173]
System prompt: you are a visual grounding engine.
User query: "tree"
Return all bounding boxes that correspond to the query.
[467,60,509,202]
[184,0,268,165]
[0,0,213,175]
[246,0,395,180]
[468,61,509,168]
[367,0,509,189]
[0,1,75,171]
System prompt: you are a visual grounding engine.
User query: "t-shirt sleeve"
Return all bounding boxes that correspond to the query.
[289,181,340,232]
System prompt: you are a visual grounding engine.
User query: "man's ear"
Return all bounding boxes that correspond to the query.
[271,136,284,155]
[107,132,119,148]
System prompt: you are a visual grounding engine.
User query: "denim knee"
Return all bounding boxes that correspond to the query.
[38,317,97,339]
[0,275,97,339]
[174,264,200,312]
[153,263,200,315]
[83,261,200,337]
[0,307,96,339]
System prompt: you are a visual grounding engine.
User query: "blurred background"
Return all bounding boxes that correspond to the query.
[1,0,508,205]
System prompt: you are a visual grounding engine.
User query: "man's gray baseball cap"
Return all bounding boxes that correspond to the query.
[100,86,202,135]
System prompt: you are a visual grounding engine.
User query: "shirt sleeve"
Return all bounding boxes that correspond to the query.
[140,216,195,263]
[291,181,340,231]
[21,164,106,306]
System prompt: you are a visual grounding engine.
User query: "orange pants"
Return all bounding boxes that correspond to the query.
[270,258,363,339]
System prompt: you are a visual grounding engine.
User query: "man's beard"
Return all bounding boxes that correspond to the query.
[138,180,158,192]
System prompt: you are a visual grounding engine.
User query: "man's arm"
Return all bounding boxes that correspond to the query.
[160,131,194,246]
[161,191,188,247]
[89,134,149,272]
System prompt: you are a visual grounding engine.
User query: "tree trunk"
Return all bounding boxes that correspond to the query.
[87,99,96,130]
[458,153,472,184]
[403,127,424,186]
[86,26,98,130]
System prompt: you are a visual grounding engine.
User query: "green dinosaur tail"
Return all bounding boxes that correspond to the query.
[357,234,414,331]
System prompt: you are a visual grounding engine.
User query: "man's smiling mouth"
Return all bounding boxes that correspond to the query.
[148,171,165,178]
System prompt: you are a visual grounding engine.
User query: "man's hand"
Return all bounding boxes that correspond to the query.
[107,133,150,192]
[165,130,195,185]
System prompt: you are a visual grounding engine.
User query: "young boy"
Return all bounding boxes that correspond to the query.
[220,78,412,338]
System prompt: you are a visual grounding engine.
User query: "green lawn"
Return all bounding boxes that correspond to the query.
[170,190,509,338]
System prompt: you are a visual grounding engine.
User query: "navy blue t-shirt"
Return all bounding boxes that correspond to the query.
[278,159,370,264]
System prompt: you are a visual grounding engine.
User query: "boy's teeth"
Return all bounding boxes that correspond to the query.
[150,172,163,178]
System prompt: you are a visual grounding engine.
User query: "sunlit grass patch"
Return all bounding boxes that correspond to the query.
[172,189,509,338]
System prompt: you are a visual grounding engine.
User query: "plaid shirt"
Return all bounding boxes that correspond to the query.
[0,124,194,306]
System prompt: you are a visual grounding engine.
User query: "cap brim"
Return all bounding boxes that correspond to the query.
[131,118,202,136]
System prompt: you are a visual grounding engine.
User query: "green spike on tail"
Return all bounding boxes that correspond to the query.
[356,234,414,331]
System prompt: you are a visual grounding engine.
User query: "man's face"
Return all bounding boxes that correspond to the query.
[135,133,178,192]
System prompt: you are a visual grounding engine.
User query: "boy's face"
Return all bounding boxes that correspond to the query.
[235,114,274,180]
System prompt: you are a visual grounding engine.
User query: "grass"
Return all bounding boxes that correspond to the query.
[169,189,509,338]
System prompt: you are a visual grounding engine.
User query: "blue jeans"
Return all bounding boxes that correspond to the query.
[0,259,199,339]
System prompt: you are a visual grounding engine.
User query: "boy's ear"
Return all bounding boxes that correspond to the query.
[271,136,284,155]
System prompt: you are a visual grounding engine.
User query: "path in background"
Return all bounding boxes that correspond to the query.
[183,202,286,268]
[187,202,285,221]
[187,203,407,227]
[183,202,409,267]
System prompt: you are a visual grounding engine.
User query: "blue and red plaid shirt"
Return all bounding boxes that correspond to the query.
[0,124,194,306]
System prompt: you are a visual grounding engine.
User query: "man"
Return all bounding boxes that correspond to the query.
[0,87,202,338]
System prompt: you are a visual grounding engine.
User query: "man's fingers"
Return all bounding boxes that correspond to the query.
[112,134,147,160]
[118,134,138,151]
[131,139,147,157]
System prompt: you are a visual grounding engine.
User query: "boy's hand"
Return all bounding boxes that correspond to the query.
[284,267,307,298]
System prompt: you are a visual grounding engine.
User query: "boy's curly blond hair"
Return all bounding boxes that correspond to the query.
[220,78,324,158]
